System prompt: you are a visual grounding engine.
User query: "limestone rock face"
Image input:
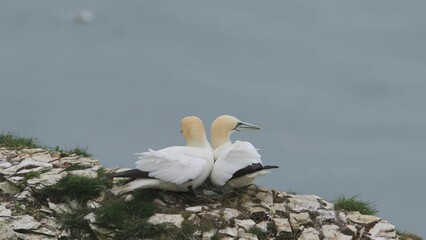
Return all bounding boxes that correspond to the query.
[148,213,185,228]
[0,147,406,240]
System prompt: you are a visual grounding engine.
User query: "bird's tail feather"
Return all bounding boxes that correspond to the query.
[110,179,160,195]
[108,169,150,179]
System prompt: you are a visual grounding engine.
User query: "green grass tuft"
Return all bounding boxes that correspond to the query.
[67,146,92,157]
[115,221,169,240]
[0,132,41,149]
[95,189,168,238]
[210,233,221,240]
[64,164,90,171]
[179,219,197,239]
[43,173,109,203]
[24,171,41,180]
[333,194,378,215]
[95,199,158,227]
[248,226,267,240]
[286,189,300,195]
[397,230,422,240]
[58,207,94,239]
[54,145,92,158]
[198,218,217,232]
[267,221,278,236]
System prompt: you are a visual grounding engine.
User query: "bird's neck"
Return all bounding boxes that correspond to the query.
[187,137,210,148]
[211,130,231,149]
[186,131,210,148]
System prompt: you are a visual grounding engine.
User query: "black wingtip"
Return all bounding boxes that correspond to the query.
[263,165,279,169]
[108,169,152,179]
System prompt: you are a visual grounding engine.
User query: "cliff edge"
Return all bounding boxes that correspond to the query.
[0,148,410,239]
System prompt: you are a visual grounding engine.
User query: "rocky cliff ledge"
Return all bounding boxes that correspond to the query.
[0,148,406,239]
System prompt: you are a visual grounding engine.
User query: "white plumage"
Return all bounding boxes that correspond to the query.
[210,141,261,186]
[209,115,278,191]
[111,116,213,195]
[135,147,212,187]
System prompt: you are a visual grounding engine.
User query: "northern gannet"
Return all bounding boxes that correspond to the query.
[209,115,278,191]
[110,116,214,195]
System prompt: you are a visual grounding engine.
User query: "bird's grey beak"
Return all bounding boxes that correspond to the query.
[234,121,261,131]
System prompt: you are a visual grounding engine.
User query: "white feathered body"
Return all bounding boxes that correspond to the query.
[111,145,213,195]
[209,141,269,189]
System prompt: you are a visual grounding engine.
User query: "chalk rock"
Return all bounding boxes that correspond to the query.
[87,200,100,209]
[15,187,32,200]
[248,206,269,221]
[347,212,381,225]
[317,209,336,223]
[0,160,12,169]
[0,181,20,195]
[322,224,353,240]
[16,158,52,174]
[256,191,273,208]
[21,148,45,155]
[219,227,238,237]
[7,176,25,184]
[368,220,397,239]
[234,219,256,231]
[48,201,71,214]
[67,169,98,178]
[271,203,287,216]
[256,221,268,232]
[274,218,292,233]
[148,214,184,228]
[10,215,41,230]
[299,227,320,240]
[185,206,202,213]
[0,223,17,239]
[27,168,66,190]
[31,153,57,163]
[287,195,321,212]
[238,231,259,240]
[222,208,241,222]
[201,229,216,239]
[0,205,12,217]
[290,212,312,230]
[338,211,348,224]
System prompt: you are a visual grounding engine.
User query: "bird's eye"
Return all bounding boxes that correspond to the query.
[235,122,242,128]
[180,130,183,133]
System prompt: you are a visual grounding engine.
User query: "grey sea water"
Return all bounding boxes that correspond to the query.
[1,1,425,236]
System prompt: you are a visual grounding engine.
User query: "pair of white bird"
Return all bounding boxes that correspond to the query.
[110,115,278,195]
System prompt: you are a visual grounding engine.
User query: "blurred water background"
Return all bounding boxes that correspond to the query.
[1,1,425,236]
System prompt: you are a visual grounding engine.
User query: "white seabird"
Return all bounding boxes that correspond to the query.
[110,116,214,195]
[209,115,278,191]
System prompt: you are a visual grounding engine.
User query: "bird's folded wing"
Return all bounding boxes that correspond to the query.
[135,148,207,185]
[214,141,262,184]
